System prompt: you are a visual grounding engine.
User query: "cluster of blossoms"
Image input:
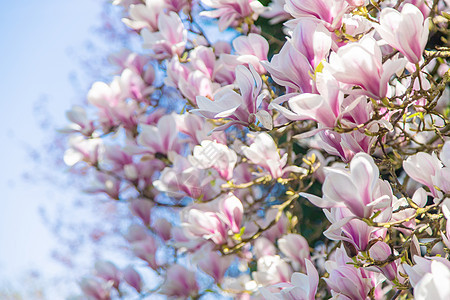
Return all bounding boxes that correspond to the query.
[63,0,450,299]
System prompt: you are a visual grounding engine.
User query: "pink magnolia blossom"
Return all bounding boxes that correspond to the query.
[254,237,277,259]
[87,77,139,131]
[413,261,450,300]
[252,255,293,286]
[443,198,450,248]
[263,42,313,93]
[317,129,376,163]
[403,256,450,299]
[345,0,367,6]
[94,261,121,289]
[84,173,121,200]
[269,74,342,128]
[122,0,165,31]
[368,241,398,281]
[174,112,226,145]
[200,0,266,31]
[64,136,102,167]
[242,132,304,179]
[290,19,332,70]
[153,154,222,200]
[197,250,234,283]
[222,33,269,74]
[323,207,379,252]
[60,105,95,136]
[131,235,159,269]
[190,140,237,181]
[108,50,151,76]
[260,210,290,242]
[159,264,199,299]
[376,3,429,64]
[181,207,228,245]
[403,151,444,198]
[324,247,374,300]
[135,114,183,156]
[152,218,172,241]
[326,36,406,99]
[124,224,148,243]
[219,193,244,233]
[79,277,111,300]
[179,70,216,104]
[260,259,319,300]
[118,68,154,101]
[405,0,432,18]
[129,198,153,227]
[164,0,190,12]
[278,234,310,271]
[284,0,350,31]
[142,12,187,60]
[260,0,291,24]
[301,153,393,218]
[122,266,142,293]
[193,65,265,129]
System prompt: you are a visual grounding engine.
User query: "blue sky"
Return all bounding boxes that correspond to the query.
[0,0,107,295]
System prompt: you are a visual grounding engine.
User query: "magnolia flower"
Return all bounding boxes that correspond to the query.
[200,0,266,31]
[285,0,350,31]
[142,12,187,59]
[159,264,199,299]
[64,136,102,167]
[413,261,450,300]
[289,19,332,70]
[219,193,244,233]
[135,114,182,156]
[189,140,237,181]
[368,241,398,281]
[197,250,234,283]
[403,151,444,198]
[124,224,148,243]
[153,154,222,200]
[260,259,319,300]
[84,173,121,200]
[152,218,172,241]
[122,0,165,31]
[269,74,342,128]
[323,207,378,252]
[193,65,265,130]
[129,198,153,227]
[94,261,121,289]
[326,36,406,99]
[317,129,375,163]
[164,0,190,12]
[131,235,159,269]
[263,42,313,93]
[324,247,374,300]
[403,256,450,299]
[301,153,393,218]
[260,0,291,24]
[60,105,95,136]
[79,277,112,300]
[278,234,311,271]
[222,33,269,74]
[242,132,304,179]
[252,255,293,286]
[376,3,429,64]
[254,237,277,259]
[122,266,142,293]
[118,68,154,101]
[181,207,228,245]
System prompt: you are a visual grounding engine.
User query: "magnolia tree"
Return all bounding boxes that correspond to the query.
[63,0,450,299]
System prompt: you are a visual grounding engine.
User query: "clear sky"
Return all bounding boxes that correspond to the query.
[0,0,106,296]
